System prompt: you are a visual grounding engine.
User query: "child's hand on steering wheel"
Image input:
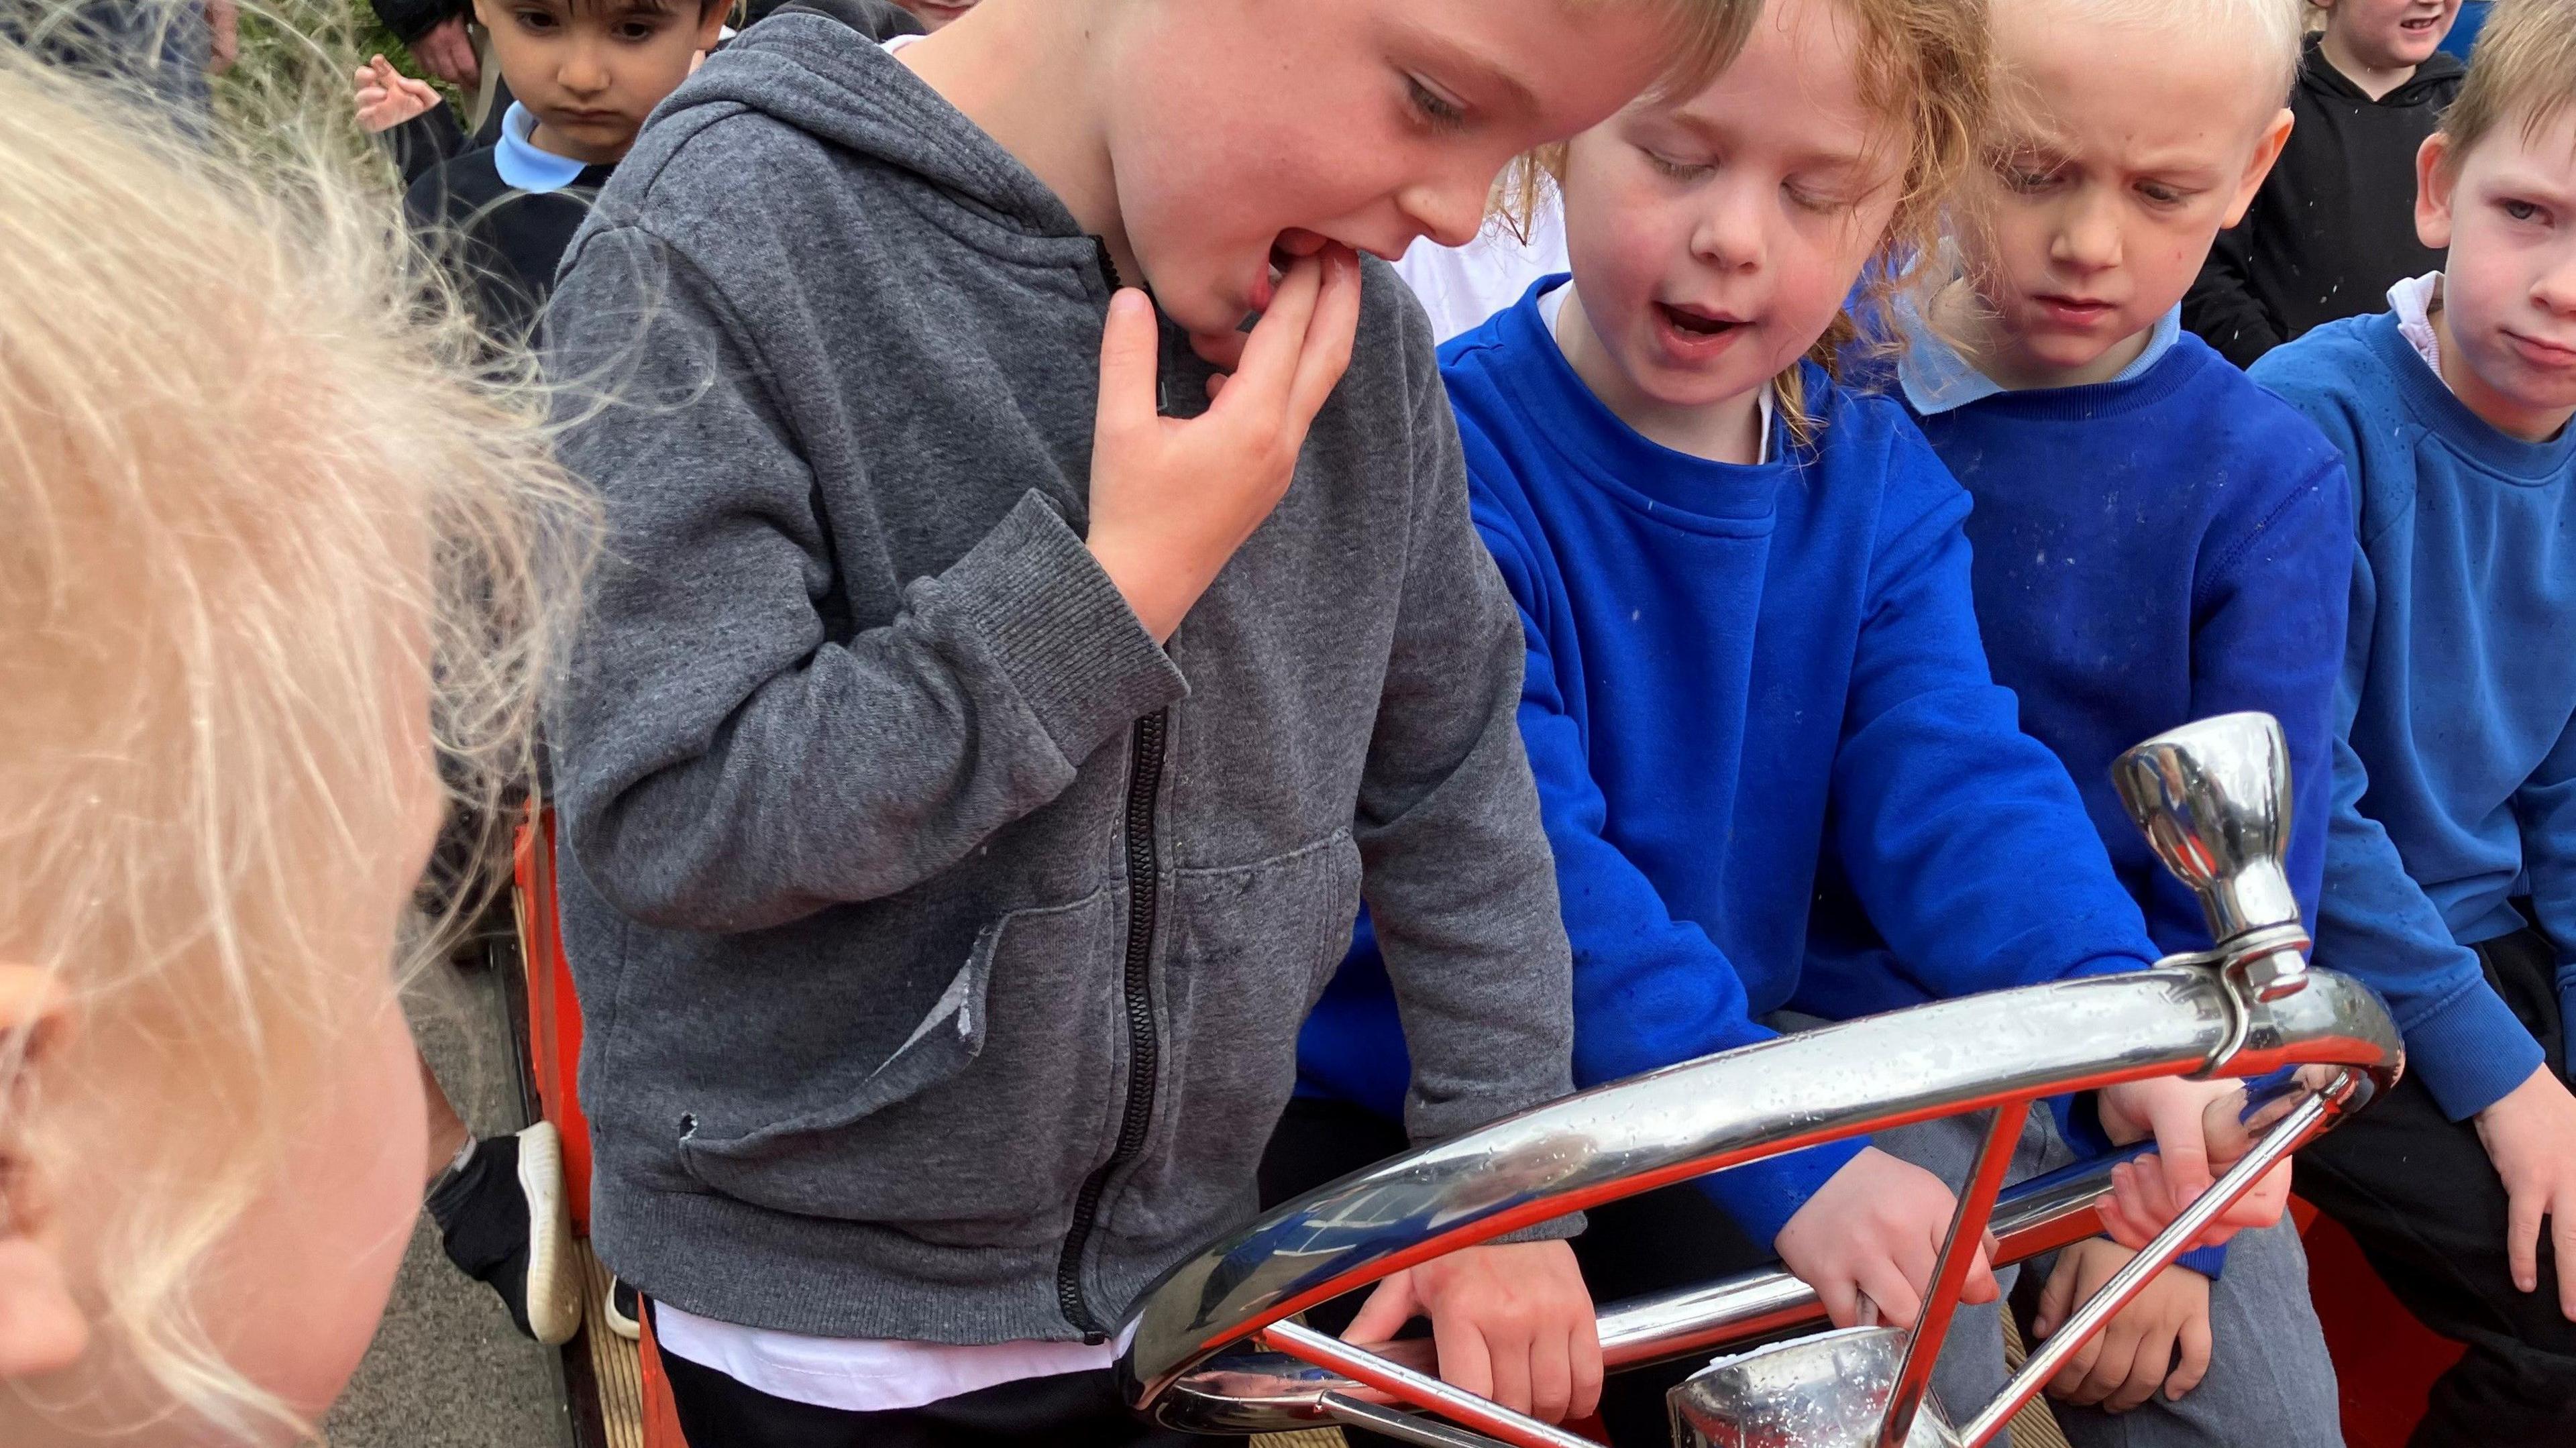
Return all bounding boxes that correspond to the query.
[1342,1239,1603,1425]
[1774,1146,2000,1331]
[2095,1078,2291,1249]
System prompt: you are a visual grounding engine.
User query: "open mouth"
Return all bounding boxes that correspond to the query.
[1657,301,1743,339]
[2400,13,2440,32]
[1251,228,1334,314]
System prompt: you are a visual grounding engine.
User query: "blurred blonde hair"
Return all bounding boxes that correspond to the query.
[1508,0,1992,443]
[2437,0,2576,172]
[0,15,595,1440]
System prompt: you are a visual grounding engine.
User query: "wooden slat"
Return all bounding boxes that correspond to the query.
[2000,1311,2074,1448]
[579,1245,647,1448]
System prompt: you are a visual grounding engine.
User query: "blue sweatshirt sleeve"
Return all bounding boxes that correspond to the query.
[1827,431,2163,999]
[1474,504,1865,1249]
[2179,455,2353,952]
[2514,709,2576,1041]
[2260,370,2544,1121]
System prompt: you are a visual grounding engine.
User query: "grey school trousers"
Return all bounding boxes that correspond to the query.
[1876,1107,2344,1448]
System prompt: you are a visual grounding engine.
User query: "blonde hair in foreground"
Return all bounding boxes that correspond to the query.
[0,27,595,1441]
[2438,0,2576,172]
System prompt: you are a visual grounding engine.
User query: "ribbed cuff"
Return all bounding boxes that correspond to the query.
[1696,1138,1872,1250]
[943,492,1188,764]
[2406,975,2546,1121]
[2175,1244,2227,1279]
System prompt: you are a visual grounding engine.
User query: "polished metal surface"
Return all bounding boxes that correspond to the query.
[1670,1329,1959,1448]
[1257,1320,1599,1448]
[1118,711,2400,1445]
[2112,714,2310,998]
[1119,967,2399,1425]
[1140,1064,2371,1434]
[1320,1392,1519,1448]
[1875,1103,2025,1448]
[1955,1082,2347,1447]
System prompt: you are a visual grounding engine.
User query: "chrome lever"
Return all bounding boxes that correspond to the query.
[2114,713,2312,1004]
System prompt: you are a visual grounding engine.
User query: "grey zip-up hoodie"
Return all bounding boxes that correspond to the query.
[543,14,1576,1345]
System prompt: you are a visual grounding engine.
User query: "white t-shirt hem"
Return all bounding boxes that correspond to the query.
[651,1304,1118,1414]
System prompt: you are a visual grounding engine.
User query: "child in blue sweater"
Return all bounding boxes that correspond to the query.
[1829,0,2350,1437]
[2251,3,2576,1439]
[1278,0,2291,1437]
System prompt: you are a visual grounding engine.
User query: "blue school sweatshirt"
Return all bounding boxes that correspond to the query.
[1835,315,2353,976]
[2253,311,2576,1120]
[1295,281,2163,1245]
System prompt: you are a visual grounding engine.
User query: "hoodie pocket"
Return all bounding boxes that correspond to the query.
[1114,831,1364,1239]
[676,889,1124,1244]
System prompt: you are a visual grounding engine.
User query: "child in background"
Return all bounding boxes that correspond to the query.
[0,43,591,1448]
[2252,2,2576,1438]
[539,0,1752,1439]
[1860,0,2348,1435]
[363,0,967,189]
[1284,0,2291,1439]
[2187,0,2465,366]
[352,0,748,1351]
[358,0,729,340]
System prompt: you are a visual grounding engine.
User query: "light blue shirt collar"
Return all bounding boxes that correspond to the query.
[1895,294,2182,414]
[492,102,592,193]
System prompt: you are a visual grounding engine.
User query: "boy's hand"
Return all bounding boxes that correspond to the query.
[2475,1064,2576,1321]
[2094,1078,2290,1249]
[1775,1147,2000,1330]
[410,15,480,88]
[2031,1239,2212,1410]
[354,55,442,133]
[1085,246,1361,643]
[1342,1240,1602,1425]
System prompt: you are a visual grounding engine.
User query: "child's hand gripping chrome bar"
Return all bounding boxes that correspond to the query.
[1112,714,2402,1448]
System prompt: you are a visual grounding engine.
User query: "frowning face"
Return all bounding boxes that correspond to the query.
[2417,105,2576,441]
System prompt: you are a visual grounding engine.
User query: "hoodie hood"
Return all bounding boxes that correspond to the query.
[647,12,1085,240]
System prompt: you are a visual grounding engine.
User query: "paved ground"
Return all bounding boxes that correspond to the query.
[326,956,573,1448]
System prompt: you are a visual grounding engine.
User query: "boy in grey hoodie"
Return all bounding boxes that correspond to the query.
[541,0,1751,1439]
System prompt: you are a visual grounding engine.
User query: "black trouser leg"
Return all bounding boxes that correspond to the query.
[652,1310,1230,1448]
[2294,925,2576,1448]
[1258,1096,1767,1448]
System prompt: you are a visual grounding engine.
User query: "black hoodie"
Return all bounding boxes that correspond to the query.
[2186,35,2464,368]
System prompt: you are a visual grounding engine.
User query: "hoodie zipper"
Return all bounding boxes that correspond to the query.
[1055,236,1167,1339]
[1056,708,1169,1337]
